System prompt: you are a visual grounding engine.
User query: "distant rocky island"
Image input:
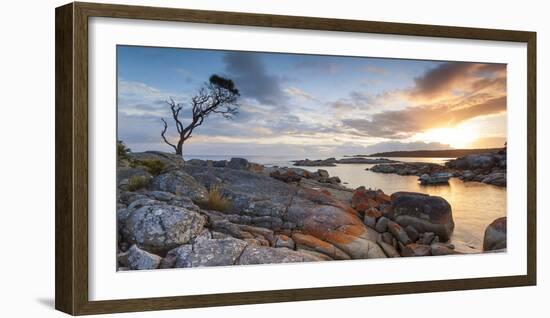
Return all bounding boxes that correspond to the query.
[291,147,506,187]
[363,148,502,158]
[293,157,398,167]
[116,147,506,271]
[370,148,507,187]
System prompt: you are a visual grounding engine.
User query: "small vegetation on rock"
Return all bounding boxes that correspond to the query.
[128,175,150,191]
[202,184,231,212]
[133,159,166,176]
[117,140,131,161]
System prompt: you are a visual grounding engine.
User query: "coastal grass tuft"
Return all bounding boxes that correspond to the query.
[134,159,166,176]
[203,184,232,212]
[128,175,150,191]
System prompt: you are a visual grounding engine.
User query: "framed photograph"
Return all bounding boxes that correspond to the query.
[55,2,536,315]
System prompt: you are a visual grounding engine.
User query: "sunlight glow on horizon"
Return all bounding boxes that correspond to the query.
[117,46,507,155]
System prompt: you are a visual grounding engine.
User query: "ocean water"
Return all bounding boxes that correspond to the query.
[184,155,507,252]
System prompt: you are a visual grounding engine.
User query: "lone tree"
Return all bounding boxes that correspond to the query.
[161,74,240,155]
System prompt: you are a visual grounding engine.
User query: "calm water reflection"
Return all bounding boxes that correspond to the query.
[298,158,506,252]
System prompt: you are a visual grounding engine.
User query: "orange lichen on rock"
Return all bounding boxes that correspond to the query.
[375,192,391,204]
[292,232,351,260]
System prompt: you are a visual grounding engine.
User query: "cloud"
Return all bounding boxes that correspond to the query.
[364,141,452,154]
[409,62,506,101]
[222,52,286,105]
[117,80,194,151]
[364,65,388,75]
[175,68,196,83]
[467,136,507,149]
[330,90,372,112]
[340,61,507,139]
[342,96,506,139]
[294,57,342,74]
[284,87,317,101]
[118,80,188,118]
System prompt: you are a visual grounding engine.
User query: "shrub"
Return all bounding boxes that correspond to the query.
[128,175,149,191]
[117,140,131,161]
[203,184,231,212]
[136,159,166,176]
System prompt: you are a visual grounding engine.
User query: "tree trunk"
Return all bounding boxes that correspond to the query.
[176,139,184,155]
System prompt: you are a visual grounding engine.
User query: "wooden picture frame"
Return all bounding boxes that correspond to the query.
[55,2,537,315]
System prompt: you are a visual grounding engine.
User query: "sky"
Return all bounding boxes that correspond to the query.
[117,45,507,157]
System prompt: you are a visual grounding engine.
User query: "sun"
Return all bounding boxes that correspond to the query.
[417,127,477,149]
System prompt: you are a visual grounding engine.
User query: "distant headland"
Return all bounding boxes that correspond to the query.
[354,148,502,158]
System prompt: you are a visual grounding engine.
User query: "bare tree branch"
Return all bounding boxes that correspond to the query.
[160,74,240,155]
[160,118,178,153]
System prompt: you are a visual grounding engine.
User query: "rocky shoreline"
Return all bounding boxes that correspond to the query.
[116,151,506,271]
[370,149,507,187]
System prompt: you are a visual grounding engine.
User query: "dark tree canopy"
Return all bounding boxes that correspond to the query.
[209,74,239,95]
[161,74,240,155]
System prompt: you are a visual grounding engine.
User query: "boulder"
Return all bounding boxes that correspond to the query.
[364,208,381,228]
[351,187,380,213]
[482,172,506,187]
[147,190,176,202]
[431,242,460,256]
[296,249,334,261]
[270,167,310,183]
[227,157,249,170]
[375,191,391,204]
[381,232,394,245]
[237,245,327,264]
[248,162,265,174]
[150,170,208,203]
[461,170,475,181]
[299,178,353,203]
[421,232,436,245]
[166,237,248,268]
[377,241,401,258]
[292,232,350,260]
[274,234,295,249]
[483,217,507,251]
[446,154,496,170]
[212,160,227,168]
[418,172,452,185]
[390,192,454,241]
[405,225,420,242]
[120,203,207,254]
[370,164,396,174]
[400,243,431,257]
[126,245,162,270]
[328,176,341,184]
[317,169,330,179]
[286,188,386,259]
[375,217,389,233]
[371,162,449,176]
[387,220,412,245]
[186,159,207,166]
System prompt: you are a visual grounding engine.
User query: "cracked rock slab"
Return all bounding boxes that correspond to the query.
[126,245,162,270]
[164,236,248,268]
[237,245,327,265]
[121,203,206,255]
